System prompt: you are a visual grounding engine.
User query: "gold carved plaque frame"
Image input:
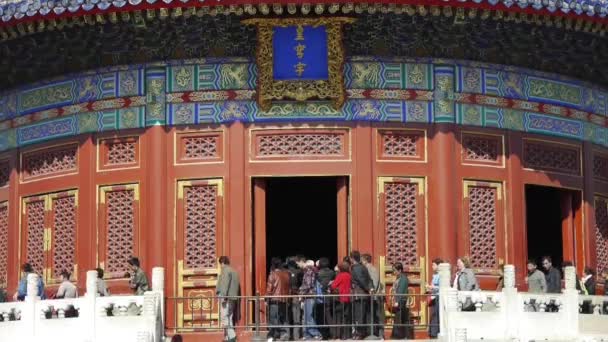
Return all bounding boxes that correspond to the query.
[243,17,355,111]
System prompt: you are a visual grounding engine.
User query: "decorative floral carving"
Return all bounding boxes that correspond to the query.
[23,145,77,179]
[593,154,608,181]
[257,133,343,156]
[462,134,500,163]
[523,141,580,175]
[52,196,76,279]
[25,200,46,275]
[0,161,9,187]
[107,141,137,165]
[385,182,418,266]
[185,185,218,269]
[183,136,218,160]
[105,190,135,274]
[468,186,497,269]
[382,132,419,157]
[0,204,8,286]
[595,197,608,277]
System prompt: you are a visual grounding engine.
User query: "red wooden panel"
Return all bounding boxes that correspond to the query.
[98,136,140,171]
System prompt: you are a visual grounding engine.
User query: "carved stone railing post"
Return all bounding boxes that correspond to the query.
[438,263,452,340]
[151,267,164,339]
[502,265,518,340]
[84,270,98,342]
[23,273,39,340]
[563,266,579,339]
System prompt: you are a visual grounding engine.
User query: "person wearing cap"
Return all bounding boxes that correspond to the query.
[127,257,149,295]
[56,270,78,299]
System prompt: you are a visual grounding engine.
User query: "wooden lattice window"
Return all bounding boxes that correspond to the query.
[176,132,223,164]
[595,196,608,278]
[377,129,426,161]
[0,160,9,187]
[523,140,580,175]
[98,136,140,171]
[22,144,78,180]
[0,202,8,287]
[463,181,505,272]
[461,133,503,166]
[379,177,426,267]
[593,153,608,182]
[252,129,349,161]
[98,184,140,279]
[21,191,78,284]
[176,179,224,328]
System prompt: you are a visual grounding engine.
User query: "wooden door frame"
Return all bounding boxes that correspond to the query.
[252,176,349,295]
[523,184,584,269]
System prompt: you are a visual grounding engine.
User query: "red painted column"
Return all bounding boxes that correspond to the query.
[226,122,247,293]
[505,131,526,286]
[428,124,457,264]
[582,141,597,270]
[352,124,374,253]
[78,136,95,287]
[145,126,167,272]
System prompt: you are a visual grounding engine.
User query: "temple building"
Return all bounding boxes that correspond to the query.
[0,0,607,338]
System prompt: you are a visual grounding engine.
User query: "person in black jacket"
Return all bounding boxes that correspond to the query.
[542,256,561,293]
[350,250,373,339]
[286,257,303,340]
[315,257,336,339]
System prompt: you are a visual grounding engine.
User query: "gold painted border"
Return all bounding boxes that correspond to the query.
[243,17,355,111]
[460,131,505,168]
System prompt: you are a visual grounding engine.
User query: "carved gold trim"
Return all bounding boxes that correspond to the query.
[243,17,355,111]
[377,176,425,196]
[463,180,503,200]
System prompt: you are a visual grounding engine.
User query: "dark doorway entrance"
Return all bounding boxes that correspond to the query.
[525,185,581,269]
[526,185,564,267]
[264,177,339,269]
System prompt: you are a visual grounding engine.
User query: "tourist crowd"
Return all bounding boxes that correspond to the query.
[216,253,608,342]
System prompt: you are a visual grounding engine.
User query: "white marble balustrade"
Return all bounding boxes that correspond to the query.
[440,263,608,342]
[0,268,165,342]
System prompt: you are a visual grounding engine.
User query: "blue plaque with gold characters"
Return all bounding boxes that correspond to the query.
[243,18,354,111]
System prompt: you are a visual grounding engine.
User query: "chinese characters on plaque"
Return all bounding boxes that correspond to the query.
[243,18,354,110]
[272,25,329,81]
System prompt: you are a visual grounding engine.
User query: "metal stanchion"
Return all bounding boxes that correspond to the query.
[251,293,266,342]
[367,293,381,340]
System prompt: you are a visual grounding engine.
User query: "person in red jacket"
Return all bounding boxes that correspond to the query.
[330,262,352,340]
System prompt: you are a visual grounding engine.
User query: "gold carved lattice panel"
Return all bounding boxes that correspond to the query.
[0,204,8,286]
[52,195,76,278]
[382,133,419,157]
[462,134,500,163]
[468,186,498,269]
[23,145,77,179]
[257,133,343,156]
[595,197,608,276]
[105,190,135,274]
[107,141,137,165]
[593,154,608,181]
[184,136,218,160]
[0,161,9,187]
[184,185,218,269]
[385,182,418,266]
[523,141,580,175]
[25,200,46,275]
